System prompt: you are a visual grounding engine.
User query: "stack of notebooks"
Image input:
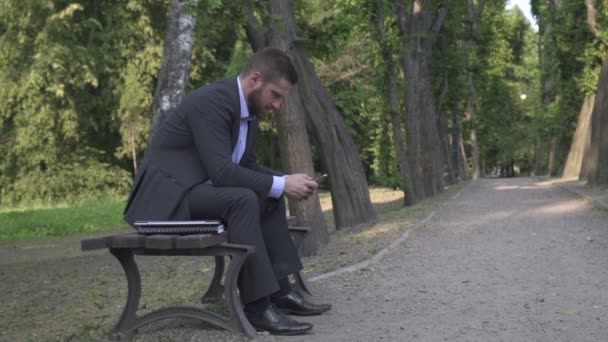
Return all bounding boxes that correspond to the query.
[134,220,224,235]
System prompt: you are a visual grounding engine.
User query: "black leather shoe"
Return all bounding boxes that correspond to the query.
[273,290,332,316]
[245,304,313,335]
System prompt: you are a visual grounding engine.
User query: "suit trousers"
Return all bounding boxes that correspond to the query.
[184,184,303,304]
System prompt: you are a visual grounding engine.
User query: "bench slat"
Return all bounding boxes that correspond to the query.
[111,233,146,249]
[144,234,179,249]
[175,233,226,249]
[81,236,112,251]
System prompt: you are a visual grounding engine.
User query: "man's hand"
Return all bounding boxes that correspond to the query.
[284,174,318,200]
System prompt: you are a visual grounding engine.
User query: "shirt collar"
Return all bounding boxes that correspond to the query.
[236,76,250,120]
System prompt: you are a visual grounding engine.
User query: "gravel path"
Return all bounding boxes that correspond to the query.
[261,178,608,342]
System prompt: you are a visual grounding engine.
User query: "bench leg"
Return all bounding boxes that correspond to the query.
[109,249,141,341]
[201,256,224,304]
[109,246,256,338]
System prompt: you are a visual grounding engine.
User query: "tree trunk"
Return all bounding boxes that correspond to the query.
[454,116,470,180]
[534,138,544,175]
[245,3,328,255]
[436,29,456,184]
[374,0,415,205]
[546,136,560,176]
[151,0,198,133]
[395,0,447,200]
[563,95,594,179]
[583,57,608,186]
[462,0,486,180]
[465,77,481,179]
[266,0,377,229]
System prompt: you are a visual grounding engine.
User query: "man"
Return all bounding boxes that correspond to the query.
[123,48,331,336]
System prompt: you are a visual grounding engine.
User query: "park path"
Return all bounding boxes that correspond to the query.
[264,178,608,342]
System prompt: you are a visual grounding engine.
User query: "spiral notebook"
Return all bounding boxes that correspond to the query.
[134,220,224,235]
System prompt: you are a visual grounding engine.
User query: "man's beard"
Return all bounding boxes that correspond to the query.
[246,87,265,119]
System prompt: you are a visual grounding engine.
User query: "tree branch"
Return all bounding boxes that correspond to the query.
[244,0,267,51]
[585,0,599,38]
[395,0,409,36]
[428,4,447,44]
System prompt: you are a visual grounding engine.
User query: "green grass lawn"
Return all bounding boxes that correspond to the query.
[0,197,128,243]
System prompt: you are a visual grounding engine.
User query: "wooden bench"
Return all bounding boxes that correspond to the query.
[81,224,312,340]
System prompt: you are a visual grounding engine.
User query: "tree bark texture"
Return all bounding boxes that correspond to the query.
[462,0,485,180]
[245,3,328,255]
[546,136,561,176]
[453,114,471,180]
[151,0,198,133]
[583,57,608,186]
[266,0,377,229]
[375,0,415,205]
[563,94,594,179]
[395,0,447,200]
[436,49,456,184]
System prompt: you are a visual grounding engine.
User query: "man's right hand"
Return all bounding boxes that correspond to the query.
[284,174,318,200]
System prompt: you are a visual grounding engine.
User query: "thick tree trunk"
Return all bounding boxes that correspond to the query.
[265,0,377,229]
[563,95,594,179]
[395,0,446,200]
[583,57,608,185]
[375,0,415,205]
[421,54,445,195]
[151,0,198,133]
[245,3,328,255]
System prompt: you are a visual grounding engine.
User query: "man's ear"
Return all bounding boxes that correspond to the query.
[249,71,263,88]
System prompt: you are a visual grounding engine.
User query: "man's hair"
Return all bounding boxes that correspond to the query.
[241,48,298,85]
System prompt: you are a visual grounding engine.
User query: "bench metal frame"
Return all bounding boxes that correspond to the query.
[81,225,312,340]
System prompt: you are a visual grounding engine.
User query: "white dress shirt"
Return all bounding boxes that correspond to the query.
[235,77,285,198]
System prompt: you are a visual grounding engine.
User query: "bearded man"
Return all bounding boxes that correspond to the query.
[123,48,331,336]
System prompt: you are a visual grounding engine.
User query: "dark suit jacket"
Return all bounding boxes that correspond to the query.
[124,78,280,225]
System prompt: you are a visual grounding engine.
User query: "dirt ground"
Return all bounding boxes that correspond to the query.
[1,178,607,341]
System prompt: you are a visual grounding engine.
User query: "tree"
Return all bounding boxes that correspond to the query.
[252,0,377,230]
[579,0,608,185]
[244,2,329,255]
[150,0,199,133]
[373,0,415,205]
[395,0,447,200]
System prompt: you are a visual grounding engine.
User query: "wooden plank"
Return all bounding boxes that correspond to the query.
[175,233,227,249]
[110,233,146,249]
[144,234,178,249]
[81,236,112,251]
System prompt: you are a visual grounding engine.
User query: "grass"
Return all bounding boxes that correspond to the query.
[0,197,128,243]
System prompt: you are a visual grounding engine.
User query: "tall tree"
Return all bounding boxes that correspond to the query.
[462,0,486,179]
[374,0,415,205]
[580,0,608,185]
[395,0,447,200]
[245,3,329,255]
[150,0,199,133]
[253,0,377,229]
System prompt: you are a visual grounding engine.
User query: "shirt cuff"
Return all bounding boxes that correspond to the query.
[267,175,286,198]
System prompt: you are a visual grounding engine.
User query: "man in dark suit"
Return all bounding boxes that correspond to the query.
[123,48,330,335]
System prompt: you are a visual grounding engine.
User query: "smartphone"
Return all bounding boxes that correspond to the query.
[314,173,328,183]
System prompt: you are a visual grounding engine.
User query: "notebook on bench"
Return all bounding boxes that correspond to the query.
[134,220,224,235]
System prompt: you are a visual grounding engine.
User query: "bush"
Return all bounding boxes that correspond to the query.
[2,160,131,207]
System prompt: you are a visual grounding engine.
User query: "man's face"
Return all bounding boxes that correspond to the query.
[247,76,292,116]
